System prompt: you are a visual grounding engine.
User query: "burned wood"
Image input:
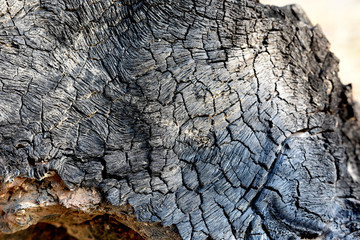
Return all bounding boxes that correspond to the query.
[0,0,359,239]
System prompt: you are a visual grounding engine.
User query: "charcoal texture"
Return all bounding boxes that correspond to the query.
[0,0,360,239]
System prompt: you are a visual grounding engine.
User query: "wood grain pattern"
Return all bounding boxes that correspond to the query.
[0,0,359,239]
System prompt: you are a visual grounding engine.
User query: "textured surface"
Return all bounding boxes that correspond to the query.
[263,0,360,104]
[0,0,360,239]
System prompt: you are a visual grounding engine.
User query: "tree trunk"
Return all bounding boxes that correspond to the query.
[0,0,359,239]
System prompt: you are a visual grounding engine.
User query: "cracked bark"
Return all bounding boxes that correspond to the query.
[0,0,360,239]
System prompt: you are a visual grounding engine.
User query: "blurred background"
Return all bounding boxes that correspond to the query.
[262,0,360,103]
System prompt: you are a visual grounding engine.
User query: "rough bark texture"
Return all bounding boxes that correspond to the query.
[0,0,360,239]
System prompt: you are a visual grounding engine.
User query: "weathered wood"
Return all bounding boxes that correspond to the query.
[0,0,359,239]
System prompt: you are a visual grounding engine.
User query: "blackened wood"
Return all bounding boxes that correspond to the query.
[0,0,359,239]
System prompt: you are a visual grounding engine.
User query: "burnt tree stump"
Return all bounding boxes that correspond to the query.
[0,0,359,239]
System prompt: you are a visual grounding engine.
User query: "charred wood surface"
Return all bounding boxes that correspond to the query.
[0,0,360,239]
